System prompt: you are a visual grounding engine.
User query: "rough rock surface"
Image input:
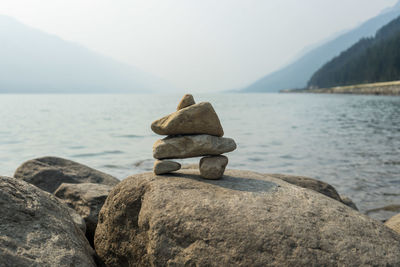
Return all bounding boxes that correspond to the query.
[339,195,359,211]
[177,94,195,110]
[151,102,224,137]
[0,176,96,267]
[54,182,112,247]
[199,155,228,179]
[14,156,119,193]
[270,173,342,202]
[385,214,400,234]
[153,160,181,175]
[95,169,400,266]
[153,134,236,159]
[67,205,87,234]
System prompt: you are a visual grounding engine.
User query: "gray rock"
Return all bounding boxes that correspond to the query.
[270,173,342,202]
[153,160,181,175]
[54,182,112,247]
[67,206,87,234]
[14,156,119,193]
[95,169,400,266]
[270,174,359,210]
[340,195,359,211]
[199,155,228,179]
[385,214,400,235]
[0,176,96,267]
[177,94,195,110]
[151,102,224,137]
[153,134,236,159]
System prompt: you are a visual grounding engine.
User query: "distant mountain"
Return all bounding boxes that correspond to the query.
[308,16,400,88]
[0,15,175,93]
[241,1,400,92]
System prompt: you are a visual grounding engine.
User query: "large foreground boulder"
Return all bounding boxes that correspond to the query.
[95,169,400,266]
[0,176,96,267]
[55,182,112,247]
[14,156,119,193]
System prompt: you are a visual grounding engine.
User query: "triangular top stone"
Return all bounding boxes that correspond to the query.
[151,102,224,137]
[177,94,195,110]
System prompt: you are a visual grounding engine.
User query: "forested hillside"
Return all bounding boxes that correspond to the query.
[308,16,400,88]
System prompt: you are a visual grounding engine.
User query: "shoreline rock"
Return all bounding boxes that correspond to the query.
[0,176,96,266]
[14,156,119,193]
[95,169,400,266]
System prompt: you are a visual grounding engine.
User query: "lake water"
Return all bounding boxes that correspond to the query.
[1,93,399,220]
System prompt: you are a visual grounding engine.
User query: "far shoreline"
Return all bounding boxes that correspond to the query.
[281,80,400,96]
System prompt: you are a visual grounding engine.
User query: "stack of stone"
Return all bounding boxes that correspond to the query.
[151,94,237,179]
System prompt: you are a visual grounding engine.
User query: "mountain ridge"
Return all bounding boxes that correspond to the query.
[0,15,176,93]
[241,1,400,92]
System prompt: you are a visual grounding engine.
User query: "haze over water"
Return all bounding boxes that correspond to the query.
[1,93,399,220]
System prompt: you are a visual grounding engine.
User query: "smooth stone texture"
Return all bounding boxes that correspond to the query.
[199,155,228,179]
[153,134,236,159]
[95,169,400,266]
[151,102,224,137]
[54,182,112,247]
[153,160,181,175]
[0,176,96,267]
[177,94,195,110]
[385,214,400,234]
[14,156,119,193]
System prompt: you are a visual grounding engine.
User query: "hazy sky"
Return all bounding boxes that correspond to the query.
[0,0,397,92]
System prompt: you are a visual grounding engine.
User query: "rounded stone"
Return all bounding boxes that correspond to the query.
[177,94,195,110]
[153,160,181,175]
[94,169,400,266]
[199,155,228,180]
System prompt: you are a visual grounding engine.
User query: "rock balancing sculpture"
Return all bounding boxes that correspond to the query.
[151,94,237,179]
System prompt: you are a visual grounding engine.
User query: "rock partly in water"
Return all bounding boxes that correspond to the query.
[270,173,342,202]
[151,102,224,137]
[54,182,112,247]
[177,94,195,110]
[385,214,400,235]
[340,195,359,211]
[199,155,228,180]
[14,156,119,193]
[0,176,96,267]
[153,160,181,175]
[153,134,236,159]
[95,169,400,266]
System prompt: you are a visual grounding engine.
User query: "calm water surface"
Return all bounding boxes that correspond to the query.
[1,93,399,220]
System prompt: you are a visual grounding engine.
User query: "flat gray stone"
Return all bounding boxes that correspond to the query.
[153,134,236,159]
[153,160,181,175]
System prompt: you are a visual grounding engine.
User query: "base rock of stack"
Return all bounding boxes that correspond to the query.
[151,102,224,137]
[154,160,181,175]
[94,169,400,266]
[153,134,236,159]
[199,155,228,180]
